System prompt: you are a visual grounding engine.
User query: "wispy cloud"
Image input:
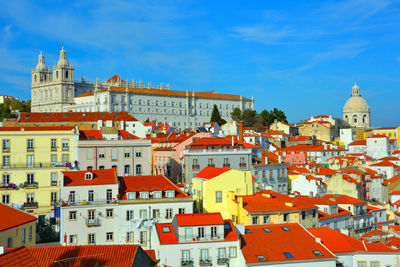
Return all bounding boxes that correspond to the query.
[231,24,293,45]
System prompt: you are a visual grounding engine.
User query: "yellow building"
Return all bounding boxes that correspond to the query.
[298,121,335,142]
[0,126,78,214]
[192,167,254,219]
[0,203,37,248]
[373,127,400,146]
[325,173,362,199]
[226,190,318,228]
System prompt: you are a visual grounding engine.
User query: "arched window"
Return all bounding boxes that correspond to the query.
[363,115,367,123]
[66,70,69,79]
[56,71,58,79]
[353,115,358,123]
[345,115,348,123]
[34,75,37,82]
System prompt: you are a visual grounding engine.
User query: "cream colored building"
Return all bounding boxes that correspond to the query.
[0,204,37,248]
[0,126,79,214]
[343,83,371,128]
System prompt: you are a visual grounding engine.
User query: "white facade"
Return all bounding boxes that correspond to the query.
[366,136,390,159]
[340,128,354,148]
[31,49,254,129]
[221,121,239,136]
[335,253,399,267]
[291,175,327,197]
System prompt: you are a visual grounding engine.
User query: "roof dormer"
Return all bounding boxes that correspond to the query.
[85,172,93,180]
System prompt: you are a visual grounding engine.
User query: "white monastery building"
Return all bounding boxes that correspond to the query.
[31,47,254,129]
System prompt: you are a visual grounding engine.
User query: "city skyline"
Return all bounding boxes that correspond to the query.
[1,0,400,126]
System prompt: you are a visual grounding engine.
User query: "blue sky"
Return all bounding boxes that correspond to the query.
[1,0,400,126]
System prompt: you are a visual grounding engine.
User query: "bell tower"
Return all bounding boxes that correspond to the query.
[31,51,52,112]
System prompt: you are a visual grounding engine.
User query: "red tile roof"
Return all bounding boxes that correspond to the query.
[194,167,232,180]
[63,169,117,187]
[19,111,137,123]
[118,130,140,140]
[383,175,400,186]
[370,160,399,167]
[0,204,37,232]
[241,223,336,264]
[175,213,225,226]
[118,175,189,200]
[2,245,149,267]
[0,126,75,132]
[318,207,352,220]
[348,139,366,146]
[389,191,400,195]
[368,135,388,138]
[322,194,365,205]
[289,136,313,142]
[79,130,103,140]
[308,227,397,253]
[107,74,126,83]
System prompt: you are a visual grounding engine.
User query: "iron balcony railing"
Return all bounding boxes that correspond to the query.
[61,199,118,207]
[217,258,229,264]
[0,183,18,190]
[23,201,38,209]
[239,163,247,168]
[23,181,39,188]
[0,162,73,169]
[86,218,101,227]
[199,257,212,266]
[181,259,194,266]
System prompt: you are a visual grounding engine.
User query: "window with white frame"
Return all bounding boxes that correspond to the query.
[62,139,69,151]
[139,231,147,245]
[229,247,237,258]
[127,192,136,200]
[140,191,149,199]
[2,174,10,184]
[139,209,147,219]
[99,148,105,158]
[126,210,133,220]
[153,191,162,198]
[106,232,113,241]
[166,208,172,219]
[216,191,222,203]
[165,190,175,198]
[126,231,134,243]
[69,235,77,244]
[88,233,95,245]
[106,209,113,218]
[124,148,130,158]
[111,149,118,161]
[2,194,10,204]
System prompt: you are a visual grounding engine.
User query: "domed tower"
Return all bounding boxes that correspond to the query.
[343,83,370,128]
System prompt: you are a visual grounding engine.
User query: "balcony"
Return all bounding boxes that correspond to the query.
[23,201,38,209]
[192,165,200,170]
[207,164,215,168]
[27,147,34,152]
[23,181,39,189]
[51,181,58,186]
[0,162,74,169]
[62,146,69,151]
[223,164,230,168]
[51,147,57,152]
[239,163,247,168]
[0,183,18,190]
[200,258,212,266]
[86,218,101,227]
[181,259,194,266]
[217,258,229,265]
[61,199,118,207]
[2,148,10,153]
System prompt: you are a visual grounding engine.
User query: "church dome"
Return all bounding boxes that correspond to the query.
[343,83,369,113]
[343,95,369,113]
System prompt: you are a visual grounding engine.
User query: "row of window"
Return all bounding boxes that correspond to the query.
[2,192,57,205]
[70,231,148,245]
[251,210,316,225]
[2,138,70,153]
[181,247,237,262]
[254,169,287,180]
[86,164,142,176]
[86,148,142,160]
[2,154,70,168]
[5,225,33,248]
[1,172,59,186]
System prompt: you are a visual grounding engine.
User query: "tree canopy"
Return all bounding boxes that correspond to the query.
[0,99,30,121]
[230,107,287,129]
[210,104,226,126]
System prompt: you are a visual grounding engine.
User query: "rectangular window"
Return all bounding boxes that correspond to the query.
[198,227,205,238]
[252,216,259,225]
[357,262,367,267]
[26,173,34,184]
[27,155,34,167]
[218,248,226,260]
[111,148,118,161]
[27,139,34,152]
[69,191,76,204]
[99,148,105,158]
[2,194,10,204]
[51,172,57,186]
[51,154,57,163]
[153,191,162,198]
[185,228,192,241]
[51,192,57,205]
[127,192,136,200]
[88,233,95,245]
[2,139,10,152]
[263,215,270,224]
[166,208,173,219]
[26,193,34,203]
[284,213,289,222]
[2,155,10,168]
[88,190,94,202]
[182,250,190,262]
[62,154,69,162]
[135,148,142,157]
[88,210,95,221]
[216,191,222,203]
[86,149,93,159]
[29,226,32,242]
[106,232,113,241]
[62,139,69,151]
[126,231,134,243]
[211,226,217,238]
[200,249,209,260]
[69,235,77,244]
[370,262,380,267]
[166,191,175,198]
[106,189,112,203]
[152,209,160,218]
[139,209,147,219]
[139,231,147,245]
[106,209,113,218]
[124,148,130,158]
[69,211,77,220]
[2,174,10,184]
[179,208,185,214]
[136,164,142,175]
[126,210,133,221]
[51,139,57,151]
[229,247,237,258]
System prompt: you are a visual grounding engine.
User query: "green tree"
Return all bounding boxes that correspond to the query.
[37,218,59,243]
[230,107,242,121]
[271,108,287,123]
[144,117,150,123]
[241,109,260,127]
[260,108,287,127]
[210,104,226,126]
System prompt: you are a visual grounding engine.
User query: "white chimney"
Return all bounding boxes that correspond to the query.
[278,155,282,163]
[231,136,234,146]
[0,247,4,255]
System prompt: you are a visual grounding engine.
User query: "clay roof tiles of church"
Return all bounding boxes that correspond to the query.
[19,111,137,122]
[106,86,251,101]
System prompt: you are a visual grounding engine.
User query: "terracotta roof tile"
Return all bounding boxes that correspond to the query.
[322,194,364,204]
[176,213,225,226]
[194,167,232,180]
[0,126,75,131]
[19,111,137,123]
[0,204,37,232]
[63,169,117,187]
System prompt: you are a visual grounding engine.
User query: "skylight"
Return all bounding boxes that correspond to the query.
[281,226,291,231]
[162,227,170,233]
[256,255,267,262]
[263,228,271,233]
[313,250,324,257]
[245,229,251,234]
[283,252,294,259]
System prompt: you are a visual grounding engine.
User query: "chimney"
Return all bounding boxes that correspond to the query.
[278,155,282,164]
[231,136,234,146]
[239,121,244,142]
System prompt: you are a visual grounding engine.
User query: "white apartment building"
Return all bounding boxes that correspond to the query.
[59,169,192,248]
[151,213,242,267]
